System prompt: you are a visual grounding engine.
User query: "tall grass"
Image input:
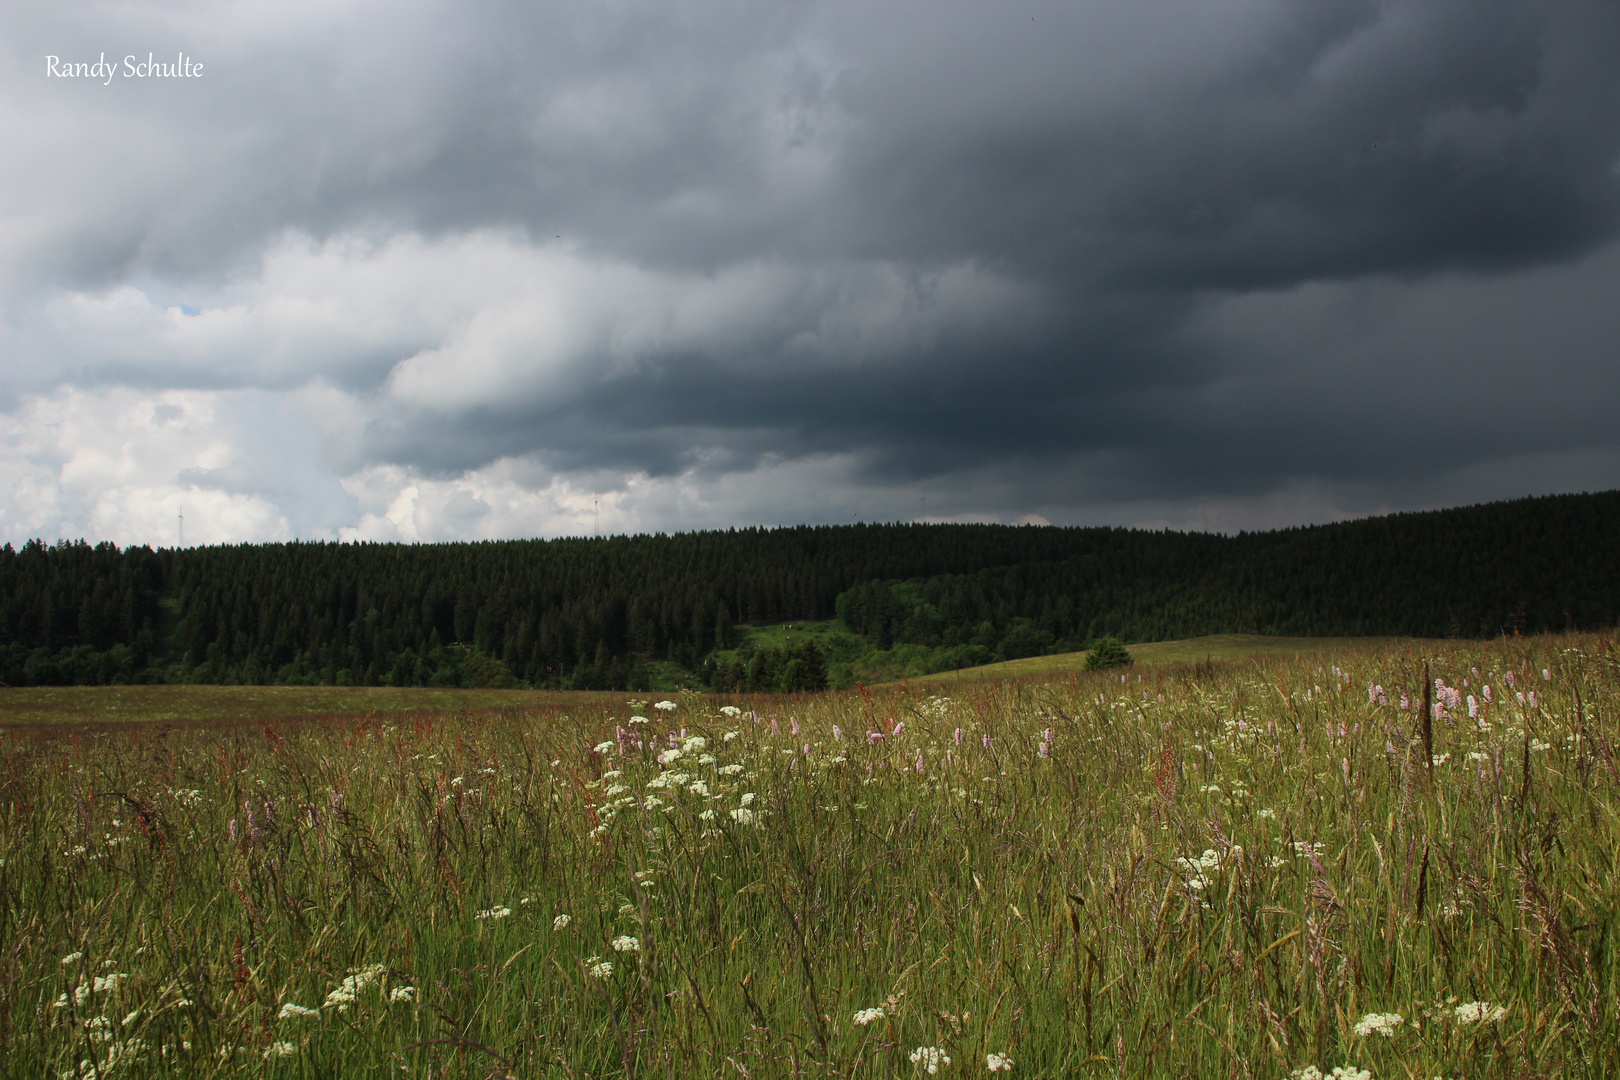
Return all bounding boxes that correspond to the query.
[1,634,1616,1078]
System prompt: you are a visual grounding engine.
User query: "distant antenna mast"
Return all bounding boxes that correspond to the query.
[594,496,599,538]
[178,507,184,547]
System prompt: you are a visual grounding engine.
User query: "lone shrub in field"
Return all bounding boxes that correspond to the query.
[1084,635,1133,669]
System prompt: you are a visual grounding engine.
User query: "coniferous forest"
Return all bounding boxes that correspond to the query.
[2,491,1616,691]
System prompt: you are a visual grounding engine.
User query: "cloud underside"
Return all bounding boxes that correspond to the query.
[4,1,1619,545]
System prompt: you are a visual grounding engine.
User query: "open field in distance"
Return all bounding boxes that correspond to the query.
[1,631,1616,1077]
[0,684,615,729]
[1,634,1437,728]
[878,634,1436,687]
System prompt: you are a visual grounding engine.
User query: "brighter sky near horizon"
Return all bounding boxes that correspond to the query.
[5,2,1620,547]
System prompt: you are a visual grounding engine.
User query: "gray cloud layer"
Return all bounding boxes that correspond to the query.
[4,1,1619,544]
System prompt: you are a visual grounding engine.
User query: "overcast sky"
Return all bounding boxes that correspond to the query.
[5,1,1619,547]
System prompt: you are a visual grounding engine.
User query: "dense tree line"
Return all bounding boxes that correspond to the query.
[835,492,1620,661]
[2,491,1616,689]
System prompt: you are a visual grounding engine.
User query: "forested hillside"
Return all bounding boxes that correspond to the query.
[3,491,1617,689]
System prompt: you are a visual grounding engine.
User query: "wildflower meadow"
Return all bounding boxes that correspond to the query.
[2,633,1616,1078]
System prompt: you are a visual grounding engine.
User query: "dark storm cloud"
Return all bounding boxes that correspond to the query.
[5,0,1620,539]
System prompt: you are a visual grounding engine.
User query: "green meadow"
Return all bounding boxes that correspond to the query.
[706,628,1433,694]
[0,634,1430,726]
[1,632,1616,1078]
[0,684,606,729]
[891,635,1433,687]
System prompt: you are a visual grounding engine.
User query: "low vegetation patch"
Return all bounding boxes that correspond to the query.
[1,633,1616,1077]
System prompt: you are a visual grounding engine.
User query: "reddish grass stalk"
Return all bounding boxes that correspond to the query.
[1421,661,1435,791]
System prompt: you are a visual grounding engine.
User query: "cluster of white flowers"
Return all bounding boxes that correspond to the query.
[171,789,204,807]
[986,1051,1015,1071]
[852,1007,886,1025]
[654,700,678,712]
[277,1003,318,1020]
[553,914,573,931]
[1352,1011,1404,1038]
[59,1034,148,1077]
[61,952,84,966]
[909,1046,951,1074]
[1175,849,1222,889]
[682,735,707,752]
[475,906,512,920]
[1453,1001,1508,1024]
[1290,1068,1371,1080]
[719,705,742,717]
[53,986,89,1009]
[611,935,640,953]
[729,807,756,826]
[1175,848,1238,889]
[718,763,745,776]
[323,964,386,1012]
[388,986,414,1004]
[262,1041,297,1060]
[585,957,613,978]
[594,741,616,754]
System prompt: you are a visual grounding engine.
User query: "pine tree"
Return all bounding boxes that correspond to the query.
[1084,637,1133,670]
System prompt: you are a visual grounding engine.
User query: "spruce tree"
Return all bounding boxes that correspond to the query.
[1084,637,1133,670]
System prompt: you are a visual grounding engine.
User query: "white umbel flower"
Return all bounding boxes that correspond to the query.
[1352,1012,1404,1038]
[1454,1001,1508,1024]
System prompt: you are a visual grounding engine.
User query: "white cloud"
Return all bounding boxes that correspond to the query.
[6,379,1616,551]
[336,453,883,543]
[0,385,351,547]
[12,230,1035,399]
